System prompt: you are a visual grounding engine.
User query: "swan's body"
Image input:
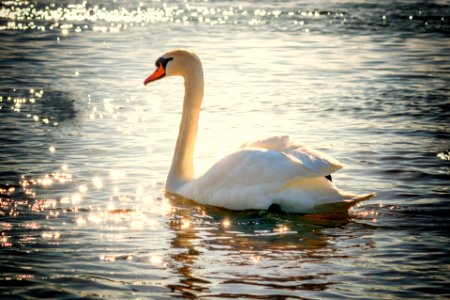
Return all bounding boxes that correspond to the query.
[144,49,375,213]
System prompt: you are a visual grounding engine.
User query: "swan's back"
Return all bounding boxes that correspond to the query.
[176,140,372,213]
[241,136,343,177]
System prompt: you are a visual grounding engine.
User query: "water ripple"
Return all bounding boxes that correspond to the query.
[1,0,450,299]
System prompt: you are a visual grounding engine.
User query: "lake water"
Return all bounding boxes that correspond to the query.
[1,0,449,298]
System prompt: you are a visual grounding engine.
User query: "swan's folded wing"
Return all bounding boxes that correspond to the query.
[181,148,323,210]
[241,135,292,151]
[289,145,343,176]
[198,148,318,187]
[241,136,343,177]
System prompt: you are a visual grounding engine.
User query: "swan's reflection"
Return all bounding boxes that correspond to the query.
[165,193,360,298]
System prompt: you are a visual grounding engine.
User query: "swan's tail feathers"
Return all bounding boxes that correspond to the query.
[349,192,377,203]
[341,192,377,209]
[314,192,376,213]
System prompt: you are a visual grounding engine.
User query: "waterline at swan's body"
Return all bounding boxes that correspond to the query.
[144,49,375,213]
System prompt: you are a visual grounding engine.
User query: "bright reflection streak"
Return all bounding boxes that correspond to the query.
[110,170,126,180]
[88,214,102,224]
[149,255,166,268]
[78,184,88,193]
[60,197,70,204]
[130,219,145,230]
[99,255,116,262]
[113,186,119,195]
[160,200,173,216]
[250,255,261,264]
[42,232,61,239]
[107,202,115,211]
[40,176,53,187]
[76,217,87,225]
[71,193,82,204]
[0,1,364,37]
[275,224,289,234]
[222,218,231,228]
[0,235,12,247]
[92,176,103,189]
[72,203,163,232]
[180,218,191,230]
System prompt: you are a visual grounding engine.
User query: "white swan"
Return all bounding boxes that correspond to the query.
[144,49,375,213]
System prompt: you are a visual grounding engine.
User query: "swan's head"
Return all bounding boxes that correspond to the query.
[144,49,201,85]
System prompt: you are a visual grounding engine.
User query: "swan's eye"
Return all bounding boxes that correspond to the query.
[155,57,173,69]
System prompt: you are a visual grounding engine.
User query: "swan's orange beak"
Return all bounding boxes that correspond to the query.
[144,64,165,85]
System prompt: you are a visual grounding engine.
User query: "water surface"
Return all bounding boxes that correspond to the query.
[1,0,449,299]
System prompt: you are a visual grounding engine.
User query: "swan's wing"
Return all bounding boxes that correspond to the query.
[289,145,343,176]
[178,148,319,210]
[178,147,373,213]
[241,136,343,177]
[198,148,318,187]
[240,135,293,150]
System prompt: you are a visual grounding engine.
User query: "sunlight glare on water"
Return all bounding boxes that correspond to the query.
[1,0,450,299]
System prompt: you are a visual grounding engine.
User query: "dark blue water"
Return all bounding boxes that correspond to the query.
[1,0,449,299]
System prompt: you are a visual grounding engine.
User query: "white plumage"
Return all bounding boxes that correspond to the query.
[144,49,375,213]
[179,136,356,212]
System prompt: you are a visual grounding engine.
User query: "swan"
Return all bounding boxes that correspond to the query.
[143,49,375,213]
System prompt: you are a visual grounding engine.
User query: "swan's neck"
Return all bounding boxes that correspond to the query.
[166,67,204,192]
